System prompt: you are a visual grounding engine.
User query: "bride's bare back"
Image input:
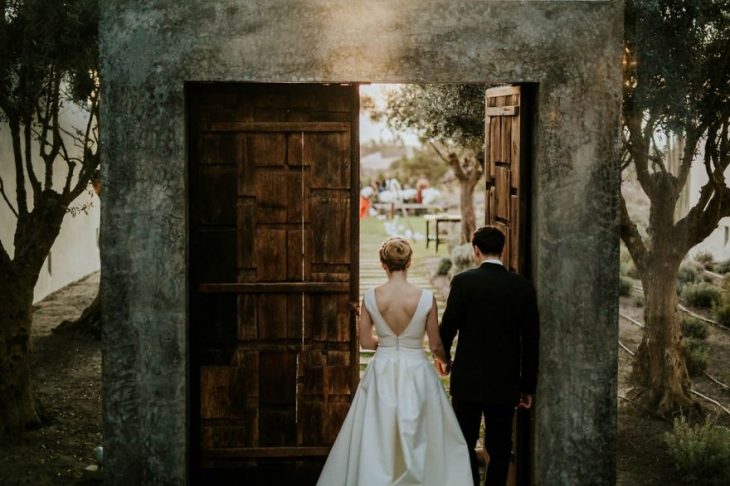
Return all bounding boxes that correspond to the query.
[374,281,423,336]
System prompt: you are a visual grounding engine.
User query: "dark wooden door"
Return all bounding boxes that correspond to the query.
[188,84,359,479]
[484,84,532,486]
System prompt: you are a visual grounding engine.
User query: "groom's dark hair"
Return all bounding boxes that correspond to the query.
[472,226,505,255]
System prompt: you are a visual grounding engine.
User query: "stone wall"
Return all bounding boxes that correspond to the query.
[100,1,623,484]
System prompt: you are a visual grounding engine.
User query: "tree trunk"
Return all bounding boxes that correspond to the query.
[0,269,40,433]
[459,178,477,243]
[629,260,696,417]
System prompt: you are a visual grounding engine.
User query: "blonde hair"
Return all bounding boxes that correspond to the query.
[379,236,413,272]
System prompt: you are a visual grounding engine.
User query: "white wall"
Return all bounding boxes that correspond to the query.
[0,102,100,303]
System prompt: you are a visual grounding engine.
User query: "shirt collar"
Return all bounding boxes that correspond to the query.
[481,258,503,266]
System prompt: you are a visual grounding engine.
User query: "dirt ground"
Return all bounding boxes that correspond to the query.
[0,272,102,486]
[617,290,730,485]
[1,268,729,484]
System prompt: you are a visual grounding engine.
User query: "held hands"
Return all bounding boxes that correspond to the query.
[434,358,451,376]
[516,393,534,410]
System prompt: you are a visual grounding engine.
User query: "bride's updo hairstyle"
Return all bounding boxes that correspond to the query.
[379,236,413,272]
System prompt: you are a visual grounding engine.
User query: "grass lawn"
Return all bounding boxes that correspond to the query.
[359,214,453,264]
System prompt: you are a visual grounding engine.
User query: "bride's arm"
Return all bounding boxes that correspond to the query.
[425,296,449,364]
[359,297,379,350]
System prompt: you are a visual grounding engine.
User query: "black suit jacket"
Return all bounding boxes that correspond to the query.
[440,262,540,404]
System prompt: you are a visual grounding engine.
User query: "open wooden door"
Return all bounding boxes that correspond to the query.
[484,84,532,486]
[188,84,359,483]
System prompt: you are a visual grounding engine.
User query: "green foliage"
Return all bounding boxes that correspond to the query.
[664,416,730,485]
[681,316,710,340]
[694,251,715,270]
[620,260,637,278]
[713,300,730,327]
[677,263,702,287]
[0,0,99,118]
[716,259,730,275]
[619,277,634,297]
[375,84,486,150]
[682,282,722,308]
[390,148,450,185]
[625,0,730,136]
[449,243,476,277]
[436,257,452,276]
[682,338,709,376]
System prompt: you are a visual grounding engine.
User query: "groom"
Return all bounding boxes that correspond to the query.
[438,226,540,486]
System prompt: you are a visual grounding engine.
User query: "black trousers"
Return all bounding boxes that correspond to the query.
[452,398,515,486]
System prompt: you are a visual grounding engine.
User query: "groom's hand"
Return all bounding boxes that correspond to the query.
[516,394,534,410]
[434,359,451,376]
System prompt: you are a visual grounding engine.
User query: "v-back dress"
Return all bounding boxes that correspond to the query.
[316,288,473,486]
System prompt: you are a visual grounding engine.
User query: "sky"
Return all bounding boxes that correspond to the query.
[359,84,421,147]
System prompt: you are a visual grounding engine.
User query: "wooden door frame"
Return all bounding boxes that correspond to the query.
[484,83,538,486]
[187,81,538,483]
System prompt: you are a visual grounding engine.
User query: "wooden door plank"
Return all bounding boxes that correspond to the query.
[199,282,350,293]
[255,228,288,281]
[205,121,350,132]
[486,106,519,116]
[486,85,521,97]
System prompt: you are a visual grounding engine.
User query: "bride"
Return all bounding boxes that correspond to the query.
[317,237,473,486]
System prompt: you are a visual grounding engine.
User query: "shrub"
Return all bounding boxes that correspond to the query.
[619,277,633,297]
[436,257,453,276]
[664,416,730,486]
[677,262,701,287]
[694,251,715,271]
[620,261,637,278]
[625,261,640,279]
[716,258,730,275]
[681,316,709,340]
[714,301,730,327]
[682,282,721,308]
[450,243,476,276]
[633,295,644,307]
[683,338,709,376]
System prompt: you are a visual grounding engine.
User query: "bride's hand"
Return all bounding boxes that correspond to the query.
[434,359,451,376]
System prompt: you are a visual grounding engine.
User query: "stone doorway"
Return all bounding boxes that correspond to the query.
[100,2,623,484]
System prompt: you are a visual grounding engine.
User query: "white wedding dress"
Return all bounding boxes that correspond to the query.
[316,288,473,486]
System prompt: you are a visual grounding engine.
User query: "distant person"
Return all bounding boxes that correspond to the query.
[439,226,540,486]
[386,176,402,219]
[416,175,430,204]
[317,237,473,486]
[359,186,374,219]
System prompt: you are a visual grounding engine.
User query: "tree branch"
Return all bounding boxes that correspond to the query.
[649,133,667,174]
[428,141,451,164]
[0,235,10,270]
[45,73,63,189]
[64,92,99,203]
[0,175,18,217]
[619,193,649,276]
[676,129,702,194]
[624,115,656,200]
[23,117,42,201]
[447,153,467,181]
[673,186,730,259]
[9,118,28,215]
[673,118,730,258]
